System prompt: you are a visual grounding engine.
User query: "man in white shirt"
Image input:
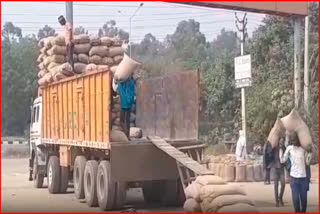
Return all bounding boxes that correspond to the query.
[280,132,311,213]
[235,130,247,162]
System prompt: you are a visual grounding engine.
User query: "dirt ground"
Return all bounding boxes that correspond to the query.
[1,158,319,213]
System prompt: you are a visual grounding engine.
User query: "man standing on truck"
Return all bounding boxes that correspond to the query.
[58,15,74,69]
[117,75,136,140]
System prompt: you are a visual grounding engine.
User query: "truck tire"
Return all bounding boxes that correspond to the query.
[33,154,44,188]
[142,180,164,203]
[84,160,98,207]
[47,156,61,194]
[97,160,115,211]
[60,166,69,193]
[113,182,127,209]
[73,156,87,199]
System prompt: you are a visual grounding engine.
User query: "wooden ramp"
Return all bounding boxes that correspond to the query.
[148,136,213,189]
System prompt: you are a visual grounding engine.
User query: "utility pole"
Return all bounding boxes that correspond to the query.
[294,17,302,108]
[66,2,74,68]
[304,15,309,112]
[235,12,248,139]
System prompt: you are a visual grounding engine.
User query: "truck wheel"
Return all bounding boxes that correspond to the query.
[84,160,98,207]
[73,156,87,199]
[97,160,115,211]
[47,156,61,194]
[113,182,127,209]
[33,155,44,188]
[142,180,164,203]
[60,166,69,193]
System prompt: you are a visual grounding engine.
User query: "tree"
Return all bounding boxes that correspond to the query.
[74,26,88,35]
[98,20,129,40]
[1,22,22,42]
[37,25,56,40]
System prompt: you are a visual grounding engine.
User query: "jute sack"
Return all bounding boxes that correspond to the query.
[184,181,202,202]
[110,130,128,142]
[224,164,235,182]
[74,43,91,54]
[102,57,114,65]
[89,46,109,57]
[38,76,47,86]
[89,55,102,64]
[114,54,141,82]
[253,164,263,181]
[100,37,113,46]
[38,38,45,48]
[267,119,285,148]
[235,164,246,182]
[129,127,142,138]
[38,70,46,78]
[74,34,90,44]
[281,109,312,151]
[47,62,60,71]
[183,198,201,213]
[200,194,254,213]
[44,36,54,49]
[78,54,89,64]
[43,55,65,66]
[246,165,254,182]
[51,36,65,46]
[44,72,53,84]
[112,125,123,131]
[110,65,118,74]
[112,39,123,46]
[38,62,46,70]
[108,47,124,57]
[47,45,67,56]
[195,175,226,186]
[217,203,258,213]
[114,55,124,64]
[37,54,45,63]
[51,63,73,77]
[40,47,47,54]
[97,65,109,72]
[74,63,87,74]
[113,118,120,126]
[90,36,101,46]
[85,64,97,73]
[53,71,67,81]
[199,184,246,203]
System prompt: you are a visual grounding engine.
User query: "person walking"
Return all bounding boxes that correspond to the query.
[280,132,312,213]
[272,136,286,207]
[263,141,273,185]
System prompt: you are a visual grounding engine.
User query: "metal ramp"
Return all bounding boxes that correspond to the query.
[148,136,214,190]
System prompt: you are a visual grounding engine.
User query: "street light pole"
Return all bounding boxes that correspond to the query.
[129,3,143,57]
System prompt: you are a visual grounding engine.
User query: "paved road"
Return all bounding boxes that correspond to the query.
[1,158,319,213]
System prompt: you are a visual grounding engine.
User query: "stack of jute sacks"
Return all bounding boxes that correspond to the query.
[37,36,73,92]
[207,155,264,182]
[183,175,258,212]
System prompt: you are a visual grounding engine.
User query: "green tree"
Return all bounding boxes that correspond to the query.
[37,25,56,40]
[74,26,88,35]
[98,20,129,40]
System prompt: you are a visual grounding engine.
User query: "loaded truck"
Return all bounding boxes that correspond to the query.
[29,68,211,210]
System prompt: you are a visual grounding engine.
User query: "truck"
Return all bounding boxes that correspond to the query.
[29,68,209,210]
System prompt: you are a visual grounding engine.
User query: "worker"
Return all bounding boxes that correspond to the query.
[280,131,312,213]
[272,135,286,207]
[263,141,273,185]
[117,75,136,140]
[58,15,74,69]
[235,130,247,162]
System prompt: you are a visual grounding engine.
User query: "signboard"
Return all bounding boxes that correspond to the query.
[234,54,252,88]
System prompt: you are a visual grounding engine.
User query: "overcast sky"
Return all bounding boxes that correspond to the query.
[1,1,265,42]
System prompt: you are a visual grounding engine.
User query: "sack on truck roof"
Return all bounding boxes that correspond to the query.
[90,36,101,46]
[102,57,114,66]
[50,36,65,46]
[113,55,124,64]
[89,55,102,64]
[74,43,91,54]
[74,34,90,44]
[47,45,67,56]
[74,63,87,74]
[100,37,113,46]
[108,47,124,57]
[89,46,109,57]
[78,54,89,64]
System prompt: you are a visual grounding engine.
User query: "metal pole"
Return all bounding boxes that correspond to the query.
[240,30,246,138]
[294,17,302,108]
[66,2,73,25]
[304,16,309,112]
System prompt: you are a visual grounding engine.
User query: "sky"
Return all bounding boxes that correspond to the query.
[1,1,266,43]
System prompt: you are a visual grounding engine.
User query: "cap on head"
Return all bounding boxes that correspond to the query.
[58,15,66,26]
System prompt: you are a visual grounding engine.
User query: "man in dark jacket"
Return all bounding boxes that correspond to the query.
[263,141,273,185]
[273,136,286,207]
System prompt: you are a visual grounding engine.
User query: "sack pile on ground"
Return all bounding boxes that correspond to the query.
[183,175,258,213]
[207,154,264,182]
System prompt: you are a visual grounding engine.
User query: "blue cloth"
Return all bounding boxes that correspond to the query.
[290,177,308,212]
[118,77,136,110]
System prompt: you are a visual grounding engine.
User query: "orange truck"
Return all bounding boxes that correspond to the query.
[29,68,202,210]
